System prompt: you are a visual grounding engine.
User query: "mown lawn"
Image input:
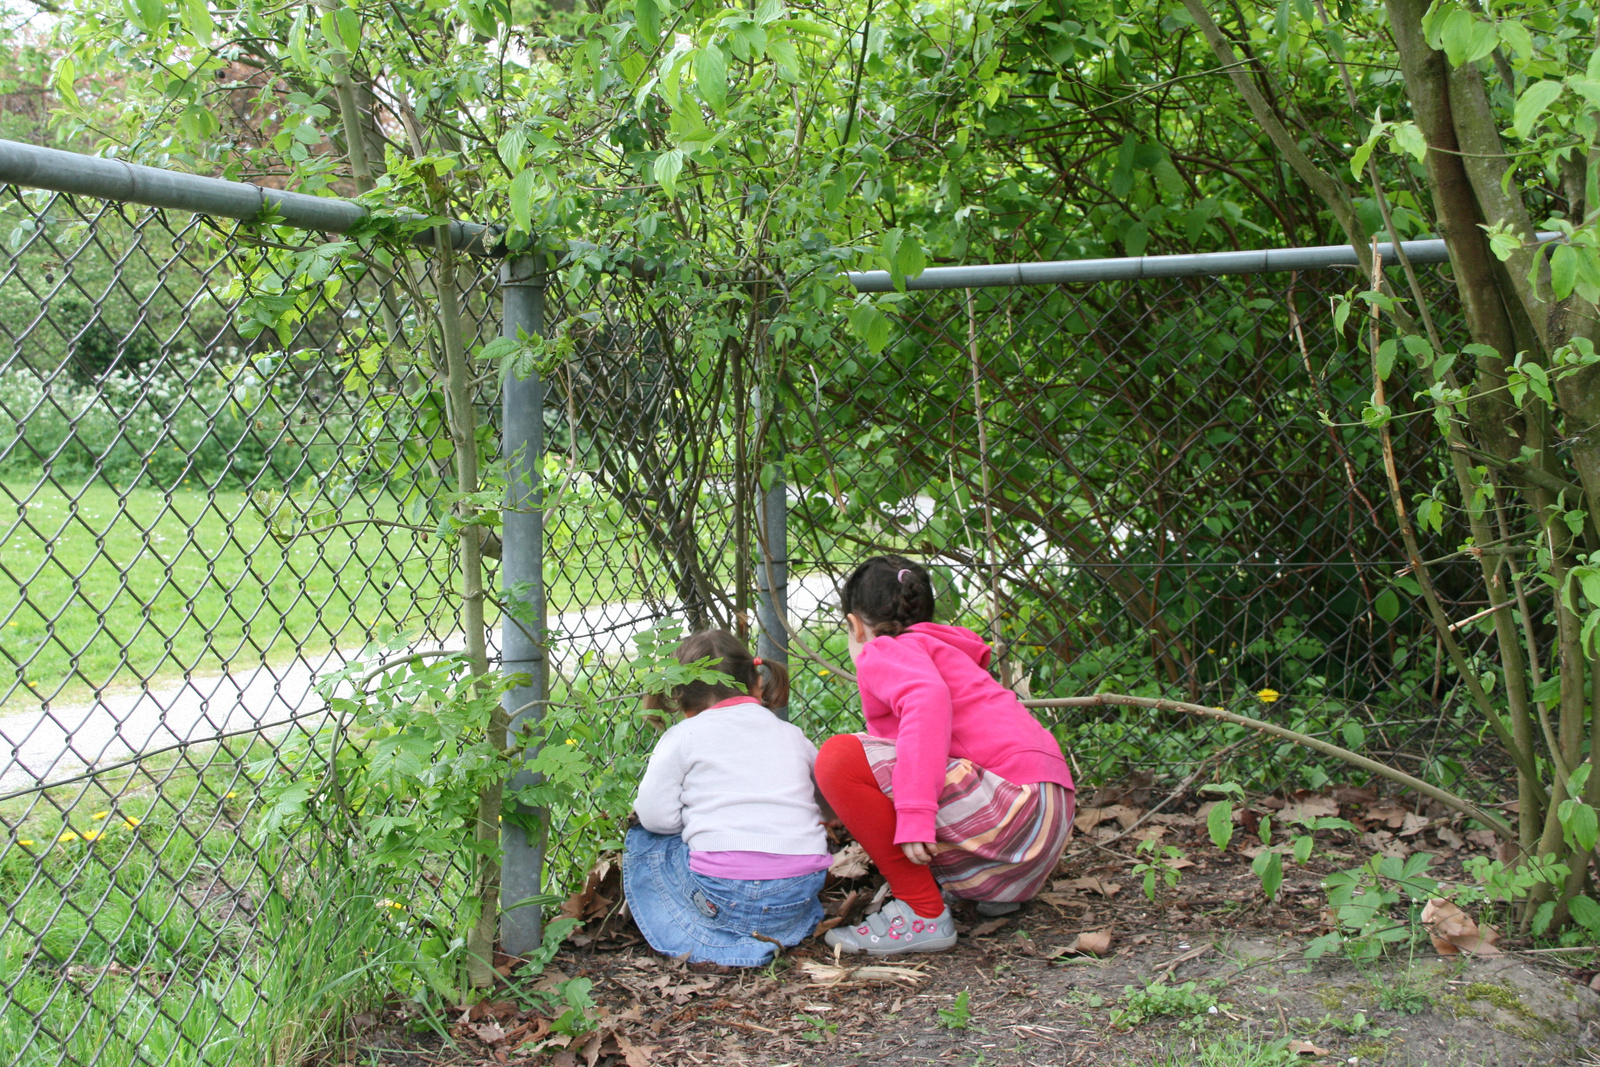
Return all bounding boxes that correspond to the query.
[0,480,653,709]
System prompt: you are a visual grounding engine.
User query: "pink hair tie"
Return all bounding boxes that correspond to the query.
[752,656,763,666]
[897,569,911,582]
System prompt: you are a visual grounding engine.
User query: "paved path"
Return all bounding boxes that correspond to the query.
[0,574,841,795]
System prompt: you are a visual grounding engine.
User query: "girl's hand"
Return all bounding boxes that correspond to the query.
[900,841,935,865]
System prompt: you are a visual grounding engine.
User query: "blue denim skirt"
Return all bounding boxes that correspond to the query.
[622,826,826,967]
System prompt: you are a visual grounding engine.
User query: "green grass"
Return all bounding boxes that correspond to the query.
[0,479,656,708]
[0,735,451,1067]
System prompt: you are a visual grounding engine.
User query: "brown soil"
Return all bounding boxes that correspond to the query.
[337,795,1600,1067]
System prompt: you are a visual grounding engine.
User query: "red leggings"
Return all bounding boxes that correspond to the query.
[814,734,945,918]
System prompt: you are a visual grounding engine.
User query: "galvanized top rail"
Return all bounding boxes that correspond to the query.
[0,138,492,252]
[846,235,1559,291]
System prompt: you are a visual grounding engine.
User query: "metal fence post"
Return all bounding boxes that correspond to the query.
[756,397,789,720]
[499,255,547,956]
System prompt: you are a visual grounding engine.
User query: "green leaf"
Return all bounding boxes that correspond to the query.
[336,7,361,53]
[766,38,800,82]
[847,305,891,355]
[1207,799,1234,851]
[1342,721,1367,750]
[634,0,660,47]
[1252,851,1283,899]
[1293,834,1315,864]
[1389,121,1426,163]
[695,45,727,113]
[182,0,212,44]
[1559,799,1599,853]
[895,233,926,281]
[134,0,165,31]
[1376,338,1397,381]
[509,169,537,233]
[1350,127,1383,179]
[1439,8,1497,66]
[652,149,684,197]
[1569,895,1600,936]
[1551,244,1578,300]
[1513,80,1564,140]
[1374,588,1399,623]
[1498,19,1533,60]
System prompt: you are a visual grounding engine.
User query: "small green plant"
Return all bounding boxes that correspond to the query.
[1320,1009,1392,1037]
[937,990,972,1030]
[796,1014,837,1042]
[1132,838,1187,905]
[1112,980,1223,1030]
[1370,968,1431,1015]
[1307,852,1439,960]
[1201,783,1246,851]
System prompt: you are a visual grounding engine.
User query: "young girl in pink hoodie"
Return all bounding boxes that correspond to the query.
[815,555,1076,956]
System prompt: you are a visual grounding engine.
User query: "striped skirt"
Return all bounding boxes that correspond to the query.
[858,734,1075,903]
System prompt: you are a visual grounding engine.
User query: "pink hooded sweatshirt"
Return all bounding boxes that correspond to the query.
[854,622,1075,843]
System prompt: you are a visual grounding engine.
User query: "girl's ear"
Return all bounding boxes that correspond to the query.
[846,613,870,643]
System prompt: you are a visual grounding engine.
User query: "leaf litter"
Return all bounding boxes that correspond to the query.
[340,778,1599,1066]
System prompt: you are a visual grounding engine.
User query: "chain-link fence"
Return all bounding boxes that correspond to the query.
[0,177,503,1066]
[0,141,1509,1066]
[774,267,1500,806]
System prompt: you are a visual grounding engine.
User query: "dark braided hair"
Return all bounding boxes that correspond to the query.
[841,555,935,637]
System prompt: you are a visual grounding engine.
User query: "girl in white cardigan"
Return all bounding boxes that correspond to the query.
[624,630,829,967]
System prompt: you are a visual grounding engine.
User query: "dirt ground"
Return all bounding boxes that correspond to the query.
[338,787,1600,1067]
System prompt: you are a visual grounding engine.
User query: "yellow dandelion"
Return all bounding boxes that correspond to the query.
[57,831,79,843]
[224,792,238,799]
[818,670,831,678]
[90,811,110,820]
[18,839,34,847]
[564,738,577,745]
[81,830,102,842]
[1256,688,1281,704]
[122,818,141,829]
[377,899,404,910]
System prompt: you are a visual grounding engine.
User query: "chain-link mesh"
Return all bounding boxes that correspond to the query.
[778,269,1499,802]
[0,185,498,1066]
[0,167,1513,1066]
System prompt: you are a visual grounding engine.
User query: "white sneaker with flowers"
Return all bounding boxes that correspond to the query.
[824,899,957,956]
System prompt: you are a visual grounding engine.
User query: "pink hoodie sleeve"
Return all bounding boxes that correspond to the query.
[857,637,952,844]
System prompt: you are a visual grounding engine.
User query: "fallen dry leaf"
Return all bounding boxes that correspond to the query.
[1398,812,1431,838]
[1054,876,1121,897]
[1074,804,1143,833]
[469,1021,507,1044]
[1360,831,1410,859]
[1288,1039,1330,1055]
[1332,785,1379,806]
[1465,829,1499,850]
[970,917,1012,937]
[828,842,871,879]
[1421,898,1502,956]
[1435,825,1464,850]
[1281,796,1339,824]
[611,1032,656,1067]
[1590,973,1600,993]
[1074,929,1113,956]
[1364,801,1409,829]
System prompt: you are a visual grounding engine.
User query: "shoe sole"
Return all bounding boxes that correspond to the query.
[824,931,959,956]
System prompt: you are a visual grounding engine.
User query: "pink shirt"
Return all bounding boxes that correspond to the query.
[855,622,1075,844]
